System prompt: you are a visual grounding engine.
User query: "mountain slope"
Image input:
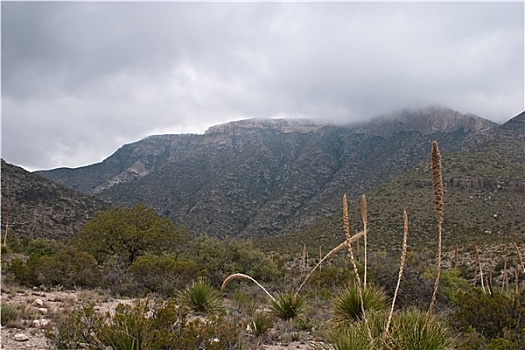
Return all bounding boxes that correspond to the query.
[35,106,515,238]
[258,112,525,254]
[1,160,110,240]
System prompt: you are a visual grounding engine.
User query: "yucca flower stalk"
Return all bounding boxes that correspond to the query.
[384,210,409,336]
[361,195,368,290]
[297,232,364,294]
[426,140,444,325]
[515,242,525,274]
[221,273,276,302]
[343,194,372,340]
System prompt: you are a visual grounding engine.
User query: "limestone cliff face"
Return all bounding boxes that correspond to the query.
[34,106,523,238]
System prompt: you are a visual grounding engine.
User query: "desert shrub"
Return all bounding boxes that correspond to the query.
[178,280,223,313]
[332,283,387,325]
[368,252,446,310]
[453,288,525,342]
[26,238,60,256]
[305,264,354,291]
[128,254,199,296]
[99,254,141,296]
[182,235,282,287]
[7,257,37,286]
[34,246,99,288]
[47,299,242,350]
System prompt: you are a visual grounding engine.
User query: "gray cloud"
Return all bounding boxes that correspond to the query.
[2,2,523,170]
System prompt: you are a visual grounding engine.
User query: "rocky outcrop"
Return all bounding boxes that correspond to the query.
[448,177,525,193]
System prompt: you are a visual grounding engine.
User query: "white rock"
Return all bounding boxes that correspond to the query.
[14,333,29,341]
[32,298,44,307]
[32,319,50,327]
[37,308,48,314]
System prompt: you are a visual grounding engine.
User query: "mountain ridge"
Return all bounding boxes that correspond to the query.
[32,106,523,239]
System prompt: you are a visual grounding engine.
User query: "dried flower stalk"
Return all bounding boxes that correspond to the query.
[343,194,371,340]
[426,140,444,325]
[384,210,409,336]
[515,242,525,274]
[221,273,276,301]
[361,194,368,290]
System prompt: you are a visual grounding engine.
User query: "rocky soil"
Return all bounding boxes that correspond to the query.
[1,287,310,350]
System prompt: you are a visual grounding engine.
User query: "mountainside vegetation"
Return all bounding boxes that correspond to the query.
[1,160,109,241]
[34,106,522,241]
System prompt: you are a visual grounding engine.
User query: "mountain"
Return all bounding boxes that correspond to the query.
[1,160,110,240]
[35,106,521,239]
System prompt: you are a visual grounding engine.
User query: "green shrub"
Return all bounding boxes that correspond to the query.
[128,254,199,295]
[453,288,525,341]
[181,235,282,286]
[46,298,242,350]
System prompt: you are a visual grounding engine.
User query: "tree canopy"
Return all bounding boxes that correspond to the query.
[75,204,190,265]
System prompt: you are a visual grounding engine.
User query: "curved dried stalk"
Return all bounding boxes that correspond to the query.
[343,194,371,341]
[296,232,364,295]
[221,273,276,302]
[426,140,444,325]
[384,210,409,336]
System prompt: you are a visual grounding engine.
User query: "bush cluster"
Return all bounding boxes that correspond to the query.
[5,204,281,297]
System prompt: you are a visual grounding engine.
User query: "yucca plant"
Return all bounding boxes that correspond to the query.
[250,311,273,337]
[390,309,451,350]
[179,279,222,313]
[333,283,387,326]
[0,304,21,327]
[270,291,305,321]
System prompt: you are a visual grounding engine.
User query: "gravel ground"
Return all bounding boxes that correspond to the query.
[1,287,312,350]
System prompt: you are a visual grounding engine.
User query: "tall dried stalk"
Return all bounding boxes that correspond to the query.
[503,259,508,292]
[343,194,371,340]
[384,210,409,336]
[361,195,368,290]
[516,270,520,295]
[514,242,525,274]
[454,244,459,268]
[296,232,364,294]
[426,140,444,325]
[473,243,485,292]
[473,242,479,287]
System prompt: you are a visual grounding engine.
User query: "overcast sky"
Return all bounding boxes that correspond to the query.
[2,2,524,171]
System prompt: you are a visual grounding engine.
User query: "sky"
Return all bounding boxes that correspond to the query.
[2,2,524,171]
